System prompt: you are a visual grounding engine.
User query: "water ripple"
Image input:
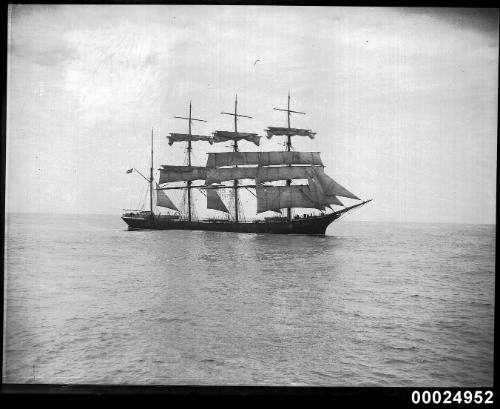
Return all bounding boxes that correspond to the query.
[3,214,495,386]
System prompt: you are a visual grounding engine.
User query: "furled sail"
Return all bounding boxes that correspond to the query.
[311,167,360,200]
[213,131,262,146]
[206,151,324,168]
[265,127,316,139]
[207,189,229,213]
[206,167,258,184]
[256,185,325,213]
[167,133,213,146]
[158,166,207,184]
[156,184,179,211]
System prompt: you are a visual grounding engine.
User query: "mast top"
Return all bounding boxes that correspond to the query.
[174,102,207,135]
[220,95,253,134]
[273,91,305,129]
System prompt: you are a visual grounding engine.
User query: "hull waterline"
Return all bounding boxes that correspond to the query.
[122,212,339,235]
[122,200,371,235]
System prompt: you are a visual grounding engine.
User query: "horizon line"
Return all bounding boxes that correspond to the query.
[3,211,496,226]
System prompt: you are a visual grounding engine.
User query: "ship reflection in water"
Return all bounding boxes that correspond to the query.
[4,213,495,386]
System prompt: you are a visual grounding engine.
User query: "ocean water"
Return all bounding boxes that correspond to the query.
[2,213,495,386]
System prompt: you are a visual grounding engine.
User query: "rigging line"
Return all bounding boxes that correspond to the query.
[297,184,316,204]
[338,202,364,219]
[244,187,257,197]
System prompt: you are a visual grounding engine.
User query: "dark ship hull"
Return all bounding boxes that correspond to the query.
[122,201,369,235]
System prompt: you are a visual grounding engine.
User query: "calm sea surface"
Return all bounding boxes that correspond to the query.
[3,213,495,386]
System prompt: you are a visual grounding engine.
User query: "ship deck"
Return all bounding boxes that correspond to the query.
[121,201,371,235]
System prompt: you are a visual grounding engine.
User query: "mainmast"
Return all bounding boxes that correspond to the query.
[221,95,252,223]
[273,91,305,221]
[150,128,154,217]
[174,102,207,222]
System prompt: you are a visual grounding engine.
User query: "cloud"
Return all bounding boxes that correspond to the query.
[398,7,499,40]
[6,5,498,223]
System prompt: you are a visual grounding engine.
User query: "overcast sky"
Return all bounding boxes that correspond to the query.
[6,5,498,223]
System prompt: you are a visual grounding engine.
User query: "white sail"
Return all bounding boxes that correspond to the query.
[256,185,324,213]
[207,189,229,213]
[159,166,207,183]
[206,167,258,184]
[213,131,262,146]
[156,184,179,211]
[206,151,324,168]
[323,194,344,206]
[167,133,213,146]
[204,165,350,192]
[307,172,344,206]
[312,168,360,200]
[206,166,317,184]
[255,166,314,184]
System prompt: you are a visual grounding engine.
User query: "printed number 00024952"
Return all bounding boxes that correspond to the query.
[411,390,493,405]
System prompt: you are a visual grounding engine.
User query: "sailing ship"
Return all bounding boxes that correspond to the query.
[122,93,371,235]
